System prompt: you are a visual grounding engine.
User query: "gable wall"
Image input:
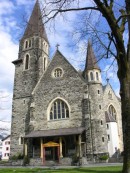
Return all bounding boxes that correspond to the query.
[30,52,87,131]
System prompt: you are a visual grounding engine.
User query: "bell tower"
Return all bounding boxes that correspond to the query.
[83,40,101,84]
[10,0,49,156]
[83,41,108,156]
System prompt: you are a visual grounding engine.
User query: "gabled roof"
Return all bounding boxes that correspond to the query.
[22,0,49,43]
[103,82,121,102]
[2,135,10,141]
[84,40,100,71]
[105,111,116,123]
[24,127,85,138]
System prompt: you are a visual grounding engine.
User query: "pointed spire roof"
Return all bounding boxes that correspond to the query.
[84,40,100,71]
[22,0,49,43]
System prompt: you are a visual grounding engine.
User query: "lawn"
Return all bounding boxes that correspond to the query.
[0,166,122,173]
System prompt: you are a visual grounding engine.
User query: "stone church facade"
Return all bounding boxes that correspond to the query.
[10,0,123,165]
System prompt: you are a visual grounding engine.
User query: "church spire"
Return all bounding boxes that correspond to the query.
[84,40,100,71]
[22,0,49,43]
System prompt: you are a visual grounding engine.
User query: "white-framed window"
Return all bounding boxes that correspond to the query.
[96,72,99,80]
[49,99,69,120]
[19,137,24,145]
[53,68,63,78]
[108,105,116,120]
[90,72,94,81]
[25,40,28,49]
[24,39,32,49]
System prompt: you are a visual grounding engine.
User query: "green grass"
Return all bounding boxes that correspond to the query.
[0,166,122,173]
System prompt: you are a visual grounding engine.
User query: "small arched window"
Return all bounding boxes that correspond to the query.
[29,39,31,47]
[54,68,63,78]
[108,91,112,99]
[25,41,28,49]
[96,72,99,80]
[44,58,46,71]
[108,105,116,120]
[25,54,29,70]
[49,99,69,120]
[90,72,94,81]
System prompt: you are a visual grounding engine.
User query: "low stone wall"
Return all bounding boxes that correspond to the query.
[59,157,72,166]
[29,158,42,166]
[11,160,23,166]
[81,157,88,165]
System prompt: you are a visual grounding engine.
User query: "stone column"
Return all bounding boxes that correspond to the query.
[24,139,28,156]
[59,137,63,158]
[78,134,82,158]
[40,138,43,158]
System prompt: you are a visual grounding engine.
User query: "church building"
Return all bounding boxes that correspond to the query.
[10,0,123,165]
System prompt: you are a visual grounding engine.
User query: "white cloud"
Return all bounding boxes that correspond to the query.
[0,0,15,16]
[16,0,35,6]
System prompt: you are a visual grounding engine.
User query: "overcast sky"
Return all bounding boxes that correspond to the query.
[0,0,120,126]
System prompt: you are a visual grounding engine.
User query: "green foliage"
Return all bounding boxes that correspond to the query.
[23,155,30,166]
[10,153,24,160]
[99,155,109,161]
[71,154,79,164]
[17,153,24,159]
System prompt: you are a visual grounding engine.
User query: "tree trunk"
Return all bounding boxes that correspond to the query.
[118,55,130,173]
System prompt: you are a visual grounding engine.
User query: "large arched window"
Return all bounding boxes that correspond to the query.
[108,105,116,120]
[25,54,29,70]
[49,99,69,120]
[90,72,94,81]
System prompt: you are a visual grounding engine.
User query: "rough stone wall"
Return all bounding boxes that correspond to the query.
[103,84,123,152]
[88,83,108,154]
[30,51,88,131]
[10,36,48,156]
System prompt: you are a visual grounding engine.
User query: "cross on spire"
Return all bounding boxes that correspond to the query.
[56,44,60,50]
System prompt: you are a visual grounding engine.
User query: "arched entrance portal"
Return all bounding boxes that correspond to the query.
[42,141,60,164]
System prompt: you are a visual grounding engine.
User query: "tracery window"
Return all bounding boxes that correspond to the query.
[108,105,116,120]
[54,68,63,78]
[49,99,69,120]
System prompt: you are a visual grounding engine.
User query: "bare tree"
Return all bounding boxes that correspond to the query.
[41,0,130,172]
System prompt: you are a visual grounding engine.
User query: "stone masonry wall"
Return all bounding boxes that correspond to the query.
[30,51,88,131]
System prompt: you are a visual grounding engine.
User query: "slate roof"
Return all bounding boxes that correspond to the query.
[22,0,49,43]
[84,40,100,71]
[24,127,85,138]
[2,135,10,141]
[105,111,116,123]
